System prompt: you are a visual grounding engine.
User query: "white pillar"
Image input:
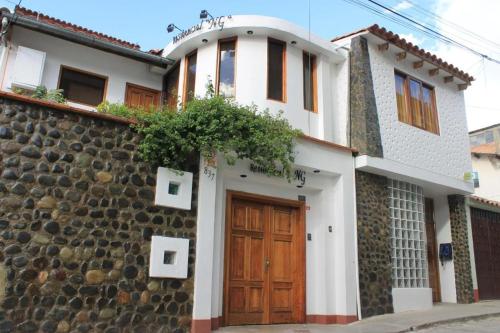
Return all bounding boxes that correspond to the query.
[192,158,218,333]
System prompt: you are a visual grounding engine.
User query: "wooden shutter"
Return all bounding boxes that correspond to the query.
[125,83,161,110]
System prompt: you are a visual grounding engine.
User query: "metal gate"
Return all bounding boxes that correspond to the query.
[471,207,500,300]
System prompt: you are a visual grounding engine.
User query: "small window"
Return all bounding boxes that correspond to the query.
[58,66,107,106]
[303,52,317,112]
[217,39,236,97]
[485,131,494,143]
[267,39,286,102]
[183,51,197,104]
[472,171,480,188]
[394,71,439,134]
[164,62,180,110]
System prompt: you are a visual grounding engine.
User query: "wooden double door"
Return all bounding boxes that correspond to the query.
[471,207,500,300]
[223,192,305,326]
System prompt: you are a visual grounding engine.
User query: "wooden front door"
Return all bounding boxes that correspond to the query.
[471,207,500,300]
[125,83,161,110]
[224,192,305,326]
[425,198,441,302]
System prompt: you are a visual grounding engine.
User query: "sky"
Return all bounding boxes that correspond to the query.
[3,0,499,131]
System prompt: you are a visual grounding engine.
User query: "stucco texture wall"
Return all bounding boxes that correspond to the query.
[368,42,472,180]
[0,97,197,333]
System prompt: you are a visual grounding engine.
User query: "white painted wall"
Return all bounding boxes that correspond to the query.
[433,195,457,303]
[392,288,432,313]
[191,139,358,323]
[472,155,500,201]
[368,41,472,180]
[2,26,163,110]
[164,16,349,143]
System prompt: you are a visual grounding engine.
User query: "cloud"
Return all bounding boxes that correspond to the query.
[431,0,500,131]
[393,0,414,11]
[399,33,425,46]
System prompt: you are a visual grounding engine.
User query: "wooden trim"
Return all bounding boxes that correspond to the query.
[0,90,134,125]
[215,37,238,97]
[222,190,306,326]
[57,65,108,107]
[182,49,198,106]
[266,37,287,103]
[306,314,358,324]
[429,68,439,76]
[444,76,454,83]
[378,42,389,51]
[396,51,407,61]
[413,60,424,69]
[163,61,181,109]
[300,134,358,154]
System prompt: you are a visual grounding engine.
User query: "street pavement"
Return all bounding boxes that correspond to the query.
[416,316,500,332]
[217,301,500,333]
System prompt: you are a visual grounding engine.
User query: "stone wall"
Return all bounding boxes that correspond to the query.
[355,170,393,318]
[0,97,198,333]
[349,36,384,158]
[448,195,474,304]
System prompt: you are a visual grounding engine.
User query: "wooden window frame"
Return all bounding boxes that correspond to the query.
[302,52,318,113]
[57,65,108,107]
[266,38,287,103]
[215,37,238,97]
[182,49,198,106]
[395,70,440,135]
[163,61,180,109]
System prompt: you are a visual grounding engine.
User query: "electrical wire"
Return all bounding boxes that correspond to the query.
[342,0,500,65]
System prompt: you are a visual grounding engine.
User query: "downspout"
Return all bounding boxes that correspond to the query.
[0,9,174,68]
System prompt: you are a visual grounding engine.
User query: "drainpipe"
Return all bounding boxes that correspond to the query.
[0,9,174,68]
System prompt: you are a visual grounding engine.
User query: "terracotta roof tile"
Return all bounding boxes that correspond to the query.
[471,143,497,155]
[470,195,500,209]
[14,6,140,50]
[332,24,474,83]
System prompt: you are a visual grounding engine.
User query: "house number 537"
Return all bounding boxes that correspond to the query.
[204,167,215,181]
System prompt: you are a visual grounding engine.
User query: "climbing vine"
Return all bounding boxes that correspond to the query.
[98,87,302,180]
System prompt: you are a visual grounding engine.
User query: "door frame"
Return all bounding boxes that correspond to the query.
[222,190,306,326]
[425,198,441,303]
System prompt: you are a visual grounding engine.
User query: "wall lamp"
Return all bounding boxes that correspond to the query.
[200,10,214,20]
[167,23,183,33]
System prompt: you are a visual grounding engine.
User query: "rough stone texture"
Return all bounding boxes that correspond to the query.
[0,98,198,332]
[448,195,474,304]
[349,36,384,157]
[356,170,393,318]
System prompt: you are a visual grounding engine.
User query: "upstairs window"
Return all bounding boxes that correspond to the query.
[183,51,197,104]
[395,71,439,135]
[58,66,107,106]
[267,38,286,102]
[164,62,180,109]
[303,52,317,112]
[217,38,236,97]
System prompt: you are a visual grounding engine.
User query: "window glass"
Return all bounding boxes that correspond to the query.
[58,67,106,106]
[394,71,439,134]
[409,79,424,128]
[303,52,317,112]
[164,63,180,109]
[267,40,285,101]
[184,52,197,103]
[395,73,409,123]
[217,40,236,97]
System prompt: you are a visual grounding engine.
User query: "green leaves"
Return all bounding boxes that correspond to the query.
[100,95,302,181]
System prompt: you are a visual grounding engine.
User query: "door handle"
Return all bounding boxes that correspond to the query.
[265,258,270,272]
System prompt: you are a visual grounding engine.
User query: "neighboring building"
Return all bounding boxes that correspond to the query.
[470,124,500,201]
[0,6,477,333]
[0,6,170,111]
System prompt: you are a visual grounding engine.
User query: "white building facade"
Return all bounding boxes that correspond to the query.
[0,6,477,333]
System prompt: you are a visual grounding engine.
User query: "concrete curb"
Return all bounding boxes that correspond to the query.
[397,311,500,332]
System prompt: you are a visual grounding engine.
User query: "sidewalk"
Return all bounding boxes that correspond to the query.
[217,301,500,333]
